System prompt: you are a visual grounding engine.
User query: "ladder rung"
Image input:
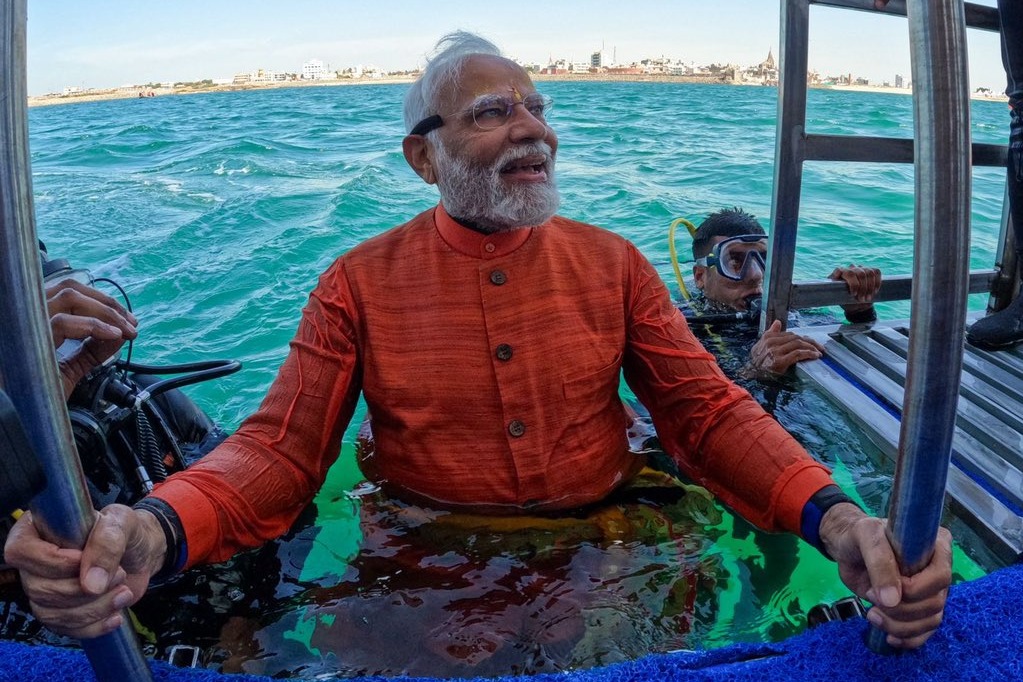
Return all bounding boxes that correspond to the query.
[805,134,1007,167]
[788,271,997,309]
[964,2,1002,31]
[810,0,999,32]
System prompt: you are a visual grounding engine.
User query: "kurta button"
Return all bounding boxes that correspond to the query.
[490,270,507,285]
[484,242,496,253]
[508,420,526,437]
[495,343,513,361]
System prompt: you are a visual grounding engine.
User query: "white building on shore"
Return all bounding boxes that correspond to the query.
[302,59,335,80]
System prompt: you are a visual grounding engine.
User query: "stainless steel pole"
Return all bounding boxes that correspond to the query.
[868,0,971,653]
[0,1,154,679]
[766,0,811,333]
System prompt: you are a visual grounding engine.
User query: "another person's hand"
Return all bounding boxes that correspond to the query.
[2,505,166,639]
[820,503,952,649]
[828,264,881,321]
[46,279,137,398]
[747,319,825,375]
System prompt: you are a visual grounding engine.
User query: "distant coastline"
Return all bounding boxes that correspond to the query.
[27,74,1008,108]
[26,76,417,108]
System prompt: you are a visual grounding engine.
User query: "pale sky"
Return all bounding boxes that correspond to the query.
[26,0,1006,96]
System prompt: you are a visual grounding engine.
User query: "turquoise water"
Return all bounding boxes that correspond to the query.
[24,83,1006,677]
[29,83,1010,428]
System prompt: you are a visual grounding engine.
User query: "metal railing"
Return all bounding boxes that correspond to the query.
[766,0,1004,329]
[0,1,154,679]
[771,0,975,654]
[870,0,971,651]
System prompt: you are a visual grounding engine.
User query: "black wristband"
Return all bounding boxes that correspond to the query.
[800,485,860,560]
[132,497,186,581]
[844,305,877,324]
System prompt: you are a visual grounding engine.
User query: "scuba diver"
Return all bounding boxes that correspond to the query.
[682,207,882,378]
[0,250,235,596]
[671,208,884,630]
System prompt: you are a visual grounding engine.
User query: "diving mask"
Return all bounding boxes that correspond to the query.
[695,234,767,282]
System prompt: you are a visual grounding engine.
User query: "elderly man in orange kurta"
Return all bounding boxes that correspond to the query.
[6,31,951,651]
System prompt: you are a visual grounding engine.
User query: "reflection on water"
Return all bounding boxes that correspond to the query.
[0,460,840,679]
[152,475,735,678]
[128,447,849,678]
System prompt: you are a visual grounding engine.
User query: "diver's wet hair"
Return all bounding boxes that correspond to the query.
[692,207,766,259]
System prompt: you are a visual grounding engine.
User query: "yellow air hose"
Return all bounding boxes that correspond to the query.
[668,217,698,301]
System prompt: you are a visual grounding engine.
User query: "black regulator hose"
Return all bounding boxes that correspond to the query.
[134,408,168,483]
[113,359,242,400]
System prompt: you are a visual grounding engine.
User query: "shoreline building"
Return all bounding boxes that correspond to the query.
[740,49,778,85]
[302,59,323,80]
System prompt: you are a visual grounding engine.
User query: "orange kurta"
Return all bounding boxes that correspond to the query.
[152,205,836,567]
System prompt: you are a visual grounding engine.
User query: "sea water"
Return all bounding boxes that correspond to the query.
[21,83,1007,677]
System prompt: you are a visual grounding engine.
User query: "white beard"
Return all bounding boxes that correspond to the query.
[433,140,560,233]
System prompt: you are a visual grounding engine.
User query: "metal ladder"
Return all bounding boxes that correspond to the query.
[769,0,1023,564]
[767,0,1007,323]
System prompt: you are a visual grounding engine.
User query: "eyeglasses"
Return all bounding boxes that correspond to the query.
[695,234,767,281]
[410,92,554,136]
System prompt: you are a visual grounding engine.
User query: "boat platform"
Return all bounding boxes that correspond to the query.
[4,561,1023,681]
[797,317,1023,565]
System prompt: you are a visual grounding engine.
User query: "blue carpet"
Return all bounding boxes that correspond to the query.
[2,563,1021,682]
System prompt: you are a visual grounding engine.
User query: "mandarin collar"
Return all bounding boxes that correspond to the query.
[434,203,539,259]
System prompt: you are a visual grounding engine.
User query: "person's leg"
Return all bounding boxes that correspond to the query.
[1002,0,1023,241]
[968,0,1023,348]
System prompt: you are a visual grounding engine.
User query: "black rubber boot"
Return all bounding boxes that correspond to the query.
[966,293,1023,349]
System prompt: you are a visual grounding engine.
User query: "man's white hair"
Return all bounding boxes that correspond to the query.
[403,31,503,134]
